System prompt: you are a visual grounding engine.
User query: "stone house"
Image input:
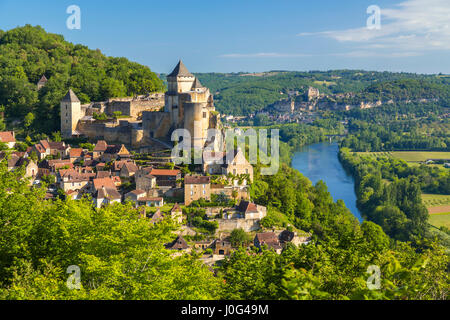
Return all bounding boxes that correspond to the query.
[94,187,122,208]
[10,157,38,180]
[237,201,267,220]
[135,169,157,192]
[101,144,130,162]
[148,168,181,187]
[213,238,233,256]
[254,232,283,254]
[119,161,139,178]
[170,203,183,223]
[184,175,211,206]
[59,169,95,192]
[0,131,16,149]
[203,148,253,183]
[139,196,164,207]
[166,235,190,251]
[93,140,108,159]
[69,148,84,163]
[150,209,164,224]
[125,189,147,204]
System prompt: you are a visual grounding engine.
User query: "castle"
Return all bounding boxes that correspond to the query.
[61,60,220,150]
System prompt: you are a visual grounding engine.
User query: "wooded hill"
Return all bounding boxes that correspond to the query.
[177,71,450,116]
[0,25,164,133]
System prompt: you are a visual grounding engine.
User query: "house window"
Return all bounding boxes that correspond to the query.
[191,191,193,196]
[219,250,224,255]
[245,169,249,174]
[203,112,207,118]
[233,169,236,175]
[203,190,206,195]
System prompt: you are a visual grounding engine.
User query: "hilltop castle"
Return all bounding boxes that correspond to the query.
[60,60,220,150]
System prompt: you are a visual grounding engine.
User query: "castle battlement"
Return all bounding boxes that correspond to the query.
[61,61,220,150]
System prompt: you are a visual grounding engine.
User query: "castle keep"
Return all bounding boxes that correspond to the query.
[61,61,219,150]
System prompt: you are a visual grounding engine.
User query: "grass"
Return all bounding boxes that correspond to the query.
[422,194,450,208]
[429,212,450,229]
[356,151,450,164]
[389,151,450,162]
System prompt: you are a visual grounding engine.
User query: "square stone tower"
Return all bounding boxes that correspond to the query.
[60,89,81,139]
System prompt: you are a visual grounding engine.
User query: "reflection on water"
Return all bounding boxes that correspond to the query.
[291,142,363,222]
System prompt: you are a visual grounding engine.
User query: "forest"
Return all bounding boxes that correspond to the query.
[0,25,164,134]
[0,160,448,299]
[190,70,450,116]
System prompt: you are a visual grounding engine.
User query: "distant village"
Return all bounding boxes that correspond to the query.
[0,61,312,265]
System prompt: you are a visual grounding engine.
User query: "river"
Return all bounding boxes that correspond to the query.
[291,142,363,222]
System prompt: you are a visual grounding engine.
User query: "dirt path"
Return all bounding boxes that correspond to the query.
[428,205,450,214]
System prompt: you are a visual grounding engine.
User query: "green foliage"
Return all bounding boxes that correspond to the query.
[0,160,223,299]
[0,25,165,133]
[229,229,251,247]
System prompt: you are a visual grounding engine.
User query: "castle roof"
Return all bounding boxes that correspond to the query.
[62,89,80,103]
[37,75,48,84]
[191,77,204,89]
[167,60,194,78]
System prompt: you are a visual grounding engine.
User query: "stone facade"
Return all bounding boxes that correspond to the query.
[61,61,220,150]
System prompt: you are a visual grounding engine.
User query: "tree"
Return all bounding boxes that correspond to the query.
[24,112,35,129]
[230,228,251,247]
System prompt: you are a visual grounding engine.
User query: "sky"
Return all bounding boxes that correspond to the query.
[0,0,449,74]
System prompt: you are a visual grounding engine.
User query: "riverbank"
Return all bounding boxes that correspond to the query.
[291,142,363,222]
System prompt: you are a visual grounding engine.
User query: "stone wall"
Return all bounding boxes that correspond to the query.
[107,99,164,118]
[215,218,261,232]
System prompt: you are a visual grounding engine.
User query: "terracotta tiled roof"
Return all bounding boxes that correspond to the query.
[171,203,182,213]
[70,148,83,158]
[150,209,164,223]
[167,235,189,250]
[37,75,48,84]
[96,187,121,200]
[184,175,210,184]
[141,197,163,202]
[48,141,67,150]
[0,131,15,143]
[150,168,180,177]
[122,162,139,173]
[255,232,282,249]
[237,201,258,214]
[129,189,146,196]
[93,177,117,190]
[93,140,108,152]
[96,171,111,179]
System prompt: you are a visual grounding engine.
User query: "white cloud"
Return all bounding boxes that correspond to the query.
[298,0,450,54]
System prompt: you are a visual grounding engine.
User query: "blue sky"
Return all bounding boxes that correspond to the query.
[0,0,449,74]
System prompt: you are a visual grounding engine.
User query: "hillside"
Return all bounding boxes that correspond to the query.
[174,71,450,116]
[0,25,165,133]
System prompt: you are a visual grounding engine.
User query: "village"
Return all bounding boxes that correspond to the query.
[0,131,312,264]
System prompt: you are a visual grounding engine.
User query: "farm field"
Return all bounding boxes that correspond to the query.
[422,193,450,208]
[429,212,450,229]
[357,151,450,162]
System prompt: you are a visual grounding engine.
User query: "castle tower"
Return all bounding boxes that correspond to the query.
[37,75,48,90]
[165,60,195,124]
[60,89,81,139]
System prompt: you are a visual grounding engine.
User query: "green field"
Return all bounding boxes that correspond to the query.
[422,193,450,208]
[357,151,450,163]
[429,212,450,229]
